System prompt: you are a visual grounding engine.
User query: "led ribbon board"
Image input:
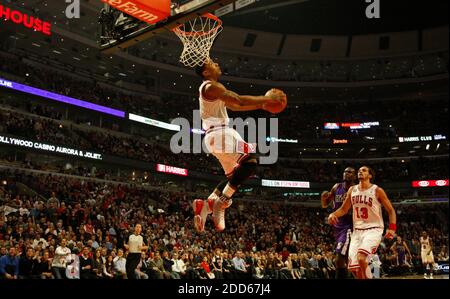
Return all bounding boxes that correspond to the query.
[0,135,103,160]
[0,78,125,118]
[156,164,188,176]
[262,179,310,189]
[412,180,449,188]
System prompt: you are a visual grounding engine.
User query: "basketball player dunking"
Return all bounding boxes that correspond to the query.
[192,59,286,232]
[321,167,356,279]
[328,166,397,279]
[420,231,435,279]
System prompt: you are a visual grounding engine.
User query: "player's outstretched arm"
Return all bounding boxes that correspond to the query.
[321,184,338,208]
[204,81,284,111]
[377,187,397,240]
[328,186,353,225]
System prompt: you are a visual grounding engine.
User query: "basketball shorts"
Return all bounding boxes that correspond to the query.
[204,128,256,177]
[347,228,383,270]
[421,251,434,264]
[334,227,352,256]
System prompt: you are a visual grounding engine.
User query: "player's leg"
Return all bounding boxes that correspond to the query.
[203,129,258,231]
[219,129,258,202]
[222,153,258,199]
[429,252,435,278]
[193,129,236,232]
[212,153,258,231]
[356,252,370,279]
[335,254,347,279]
[335,228,351,279]
[347,230,361,278]
[421,252,428,278]
[356,228,383,279]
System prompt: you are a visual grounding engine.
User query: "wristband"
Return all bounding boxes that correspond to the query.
[388,223,397,232]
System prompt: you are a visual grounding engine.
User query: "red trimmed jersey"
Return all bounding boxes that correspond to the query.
[350,184,384,230]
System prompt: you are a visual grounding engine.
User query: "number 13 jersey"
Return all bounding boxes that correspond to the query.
[350,184,384,230]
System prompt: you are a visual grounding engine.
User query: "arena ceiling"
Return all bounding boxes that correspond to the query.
[223,0,449,35]
[1,0,448,100]
[6,0,449,41]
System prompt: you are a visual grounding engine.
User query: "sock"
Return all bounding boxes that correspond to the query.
[208,192,220,200]
[211,180,228,198]
[222,183,237,199]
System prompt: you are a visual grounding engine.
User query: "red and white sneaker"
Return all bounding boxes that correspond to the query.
[193,198,213,232]
[212,196,232,232]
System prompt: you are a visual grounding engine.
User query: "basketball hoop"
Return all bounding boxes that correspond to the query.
[172,13,223,68]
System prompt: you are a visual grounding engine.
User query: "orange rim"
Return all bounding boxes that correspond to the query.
[172,13,222,37]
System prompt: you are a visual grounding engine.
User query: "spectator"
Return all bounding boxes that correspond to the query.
[47,192,60,209]
[0,247,19,279]
[232,251,248,279]
[212,249,224,279]
[34,250,53,279]
[18,247,36,279]
[51,238,71,279]
[92,249,104,278]
[103,254,115,279]
[113,249,127,279]
[200,256,215,279]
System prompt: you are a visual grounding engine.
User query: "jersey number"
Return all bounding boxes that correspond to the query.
[355,207,368,219]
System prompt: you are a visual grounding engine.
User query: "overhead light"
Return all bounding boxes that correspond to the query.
[32,43,41,47]
[73,57,81,61]
[426,144,430,150]
[391,146,399,150]
[118,73,127,77]
[369,148,377,151]
[53,50,62,54]
[436,143,440,151]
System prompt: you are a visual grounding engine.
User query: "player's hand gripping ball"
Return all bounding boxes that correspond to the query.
[263,88,287,114]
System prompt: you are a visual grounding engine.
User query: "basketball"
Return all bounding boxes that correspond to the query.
[264,88,288,114]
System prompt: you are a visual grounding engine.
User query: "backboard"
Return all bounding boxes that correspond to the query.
[98,0,236,54]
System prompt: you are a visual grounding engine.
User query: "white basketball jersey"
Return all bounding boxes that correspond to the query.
[420,237,432,253]
[199,80,229,131]
[350,184,384,230]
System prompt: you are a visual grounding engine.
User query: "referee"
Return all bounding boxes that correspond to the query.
[125,224,147,279]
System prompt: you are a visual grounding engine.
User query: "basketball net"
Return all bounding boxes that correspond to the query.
[172,13,223,68]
